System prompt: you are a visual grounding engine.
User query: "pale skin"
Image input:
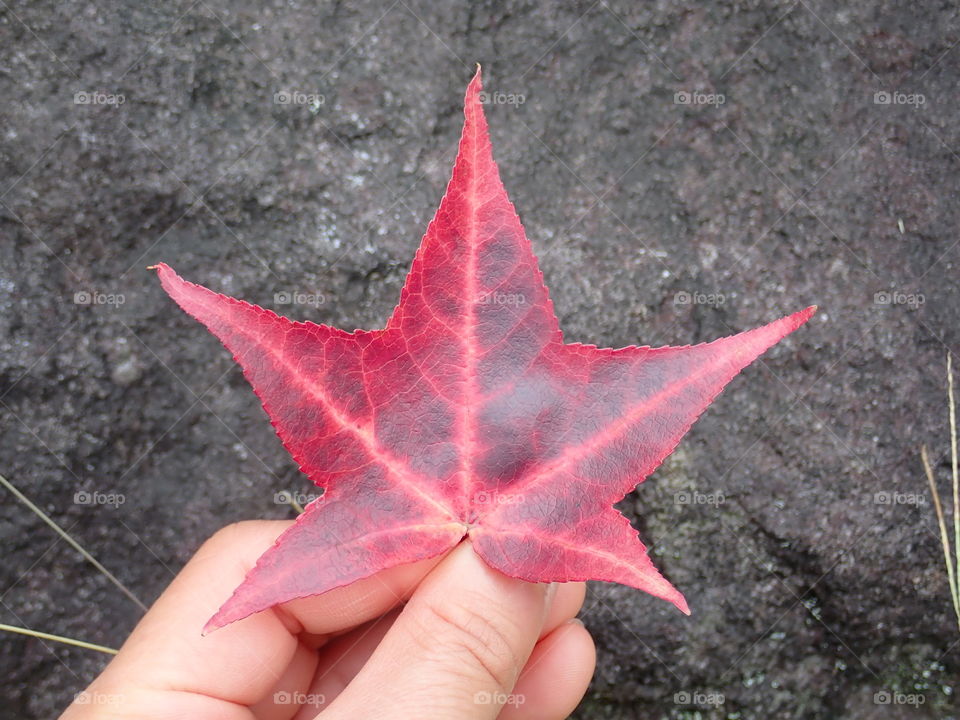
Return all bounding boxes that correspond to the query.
[61,520,596,719]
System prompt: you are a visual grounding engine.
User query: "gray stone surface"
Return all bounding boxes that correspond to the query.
[1,1,959,717]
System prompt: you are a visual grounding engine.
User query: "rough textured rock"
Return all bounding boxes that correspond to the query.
[1,1,958,717]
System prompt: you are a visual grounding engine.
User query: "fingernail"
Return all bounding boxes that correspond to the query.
[565,617,584,628]
[544,582,558,612]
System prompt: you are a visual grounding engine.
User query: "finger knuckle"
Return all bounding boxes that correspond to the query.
[205,521,258,551]
[416,598,521,692]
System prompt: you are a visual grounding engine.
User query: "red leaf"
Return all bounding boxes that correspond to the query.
[153,68,815,633]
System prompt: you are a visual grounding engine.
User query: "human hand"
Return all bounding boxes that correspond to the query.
[61,521,595,719]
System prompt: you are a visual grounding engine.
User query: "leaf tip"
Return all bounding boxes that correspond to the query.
[466,65,484,98]
[148,262,173,276]
[202,600,235,633]
[786,305,817,330]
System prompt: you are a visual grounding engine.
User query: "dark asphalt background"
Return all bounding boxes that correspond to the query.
[1,1,959,718]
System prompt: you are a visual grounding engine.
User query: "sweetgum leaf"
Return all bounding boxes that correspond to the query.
[153,68,815,633]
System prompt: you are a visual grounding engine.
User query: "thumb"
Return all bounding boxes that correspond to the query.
[321,541,555,719]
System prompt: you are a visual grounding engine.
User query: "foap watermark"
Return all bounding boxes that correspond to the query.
[477,291,526,306]
[74,691,124,706]
[474,490,525,506]
[674,290,725,306]
[874,290,924,309]
[474,690,525,708]
[74,91,125,106]
[274,490,320,506]
[274,290,326,307]
[478,90,525,106]
[674,690,725,707]
[74,290,125,307]
[674,90,725,107]
[873,91,925,108]
[675,490,725,507]
[273,90,325,111]
[874,690,925,706]
[274,691,326,707]
[74,490,126,508]
[874,491,925,507]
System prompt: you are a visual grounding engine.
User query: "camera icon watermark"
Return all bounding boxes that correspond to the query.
[273,690,326,707]
[873,290,924,309]
[74,90,125,106]
[73,290,125,307]
[674,490,725,507]
[674,90,725,107]
[473,490,525,506]
[473,490,526,505]
[474,690,525,707]
[74,490,126,508]
[274,490,320,506]
[873,91,925,107]
[273,90,325,112]
[873,491,925,507]
[274,290,327,307]
[478,90,525,106]
[873,690,925,705]
[477,291,526,306]
[74,691,123,706]
[674,290,725,306]
[674,690,725,706]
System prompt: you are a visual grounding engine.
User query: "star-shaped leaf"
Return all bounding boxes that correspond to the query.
[154,68,814,633]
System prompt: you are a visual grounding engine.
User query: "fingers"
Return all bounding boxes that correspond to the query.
[289,609,402,720]
[286,581,587,714]
[250,642,317,720]
[500,620,596,720]
[62,521,295,719]
[63,520,450,718]
[319,542,593,719]
[543,581,586,636]
[275,551,440,637]
[61,520,594,720]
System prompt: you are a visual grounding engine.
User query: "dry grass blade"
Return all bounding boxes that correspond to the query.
[921,353,960,633]
[949,354,959,603]
[0,471,147,610]
[0,622,117,655]
[921,445,960,630]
